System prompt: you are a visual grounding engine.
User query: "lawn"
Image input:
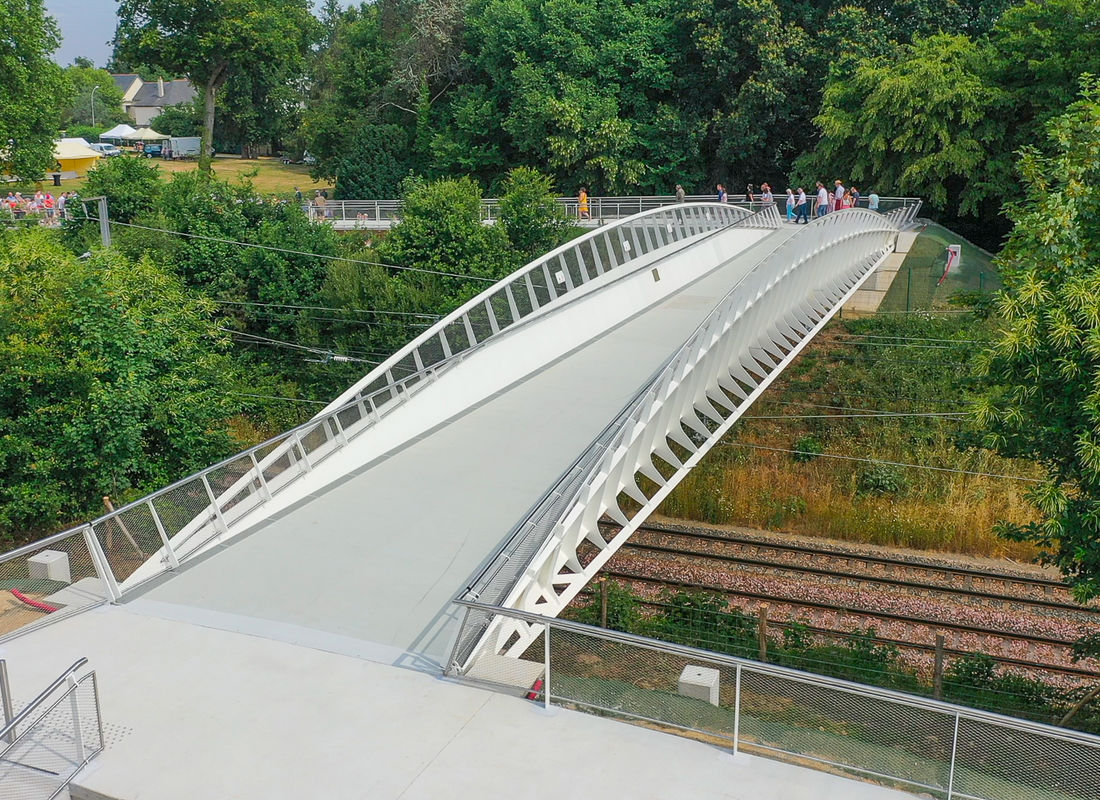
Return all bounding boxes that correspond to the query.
[59,154,330,197]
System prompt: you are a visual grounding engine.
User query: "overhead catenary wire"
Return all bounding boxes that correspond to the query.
[231,392,328,405]
[217,327,376,363]
[725,442,1041,483]
[741,411,967,420]
[80,214,498,283]
[209,299,441,319]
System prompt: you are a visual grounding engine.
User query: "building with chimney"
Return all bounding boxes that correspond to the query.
[111,74,198,127]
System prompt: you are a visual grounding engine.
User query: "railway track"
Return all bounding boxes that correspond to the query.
[585,521,1100,680]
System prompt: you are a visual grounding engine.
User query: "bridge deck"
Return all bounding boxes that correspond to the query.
[1,606,915,800]
[129,225,797,670]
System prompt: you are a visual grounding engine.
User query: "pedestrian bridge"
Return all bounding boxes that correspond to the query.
[13,199,1097,800]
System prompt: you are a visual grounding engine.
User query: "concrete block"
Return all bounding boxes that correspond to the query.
[678,664,720,706]
[895,231,920,253]
[28,550,71,584]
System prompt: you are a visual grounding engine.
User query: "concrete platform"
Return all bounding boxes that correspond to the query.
[0,606,918,800]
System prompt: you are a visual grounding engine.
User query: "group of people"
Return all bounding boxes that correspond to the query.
[706,180,881,223]
[3,189,78,226]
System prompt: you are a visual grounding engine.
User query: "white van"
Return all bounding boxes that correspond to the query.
[90,142,122,157]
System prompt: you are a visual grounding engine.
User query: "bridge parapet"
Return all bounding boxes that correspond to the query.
[452,204,918,667]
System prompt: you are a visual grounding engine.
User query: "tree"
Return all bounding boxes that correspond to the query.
[153,101,202,138]
[377,177,510,308]
[973,79,1100,602]
[114,0,318,171]
[805,34,1008,217]
[0,228,238,541]
[79,156,162,223]
[0,0,67,181]
[497,166,571,264]
[332,123,413,199]
[58,65,129,129]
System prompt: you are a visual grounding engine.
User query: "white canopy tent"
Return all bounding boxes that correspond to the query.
[121,127,170,141]
[99,123,136,141]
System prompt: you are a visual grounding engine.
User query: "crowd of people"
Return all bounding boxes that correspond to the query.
[3,189,79,227]
[709,180,880,222]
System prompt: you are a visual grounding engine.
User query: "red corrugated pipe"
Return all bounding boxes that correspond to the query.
[10,589,58,613]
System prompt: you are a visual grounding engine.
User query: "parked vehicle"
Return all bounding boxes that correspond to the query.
[89,143,122,157]
[168,137,201,159]
[143,143,163,158]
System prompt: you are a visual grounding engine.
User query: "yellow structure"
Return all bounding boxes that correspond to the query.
[53,138,102,176]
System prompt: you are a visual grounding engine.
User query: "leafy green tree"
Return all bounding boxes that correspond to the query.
[153,101,202,138]
[59,65,129,128]
[332,124,413,199]
[806,33,1007,217]
[377,177,510,308]
[0,229,238,541]
[0,0,67,182]
[79,156,162,223]
[497,167,571,264]
[114,0,318,171]
[973,79,1100,601]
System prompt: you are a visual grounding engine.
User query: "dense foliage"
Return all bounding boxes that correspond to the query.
[0,230,237,541]
[974,80,1100,601]
[114,0,318,169]
[0,0,67,181]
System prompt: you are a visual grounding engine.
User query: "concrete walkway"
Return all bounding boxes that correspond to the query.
[0,606,919,800]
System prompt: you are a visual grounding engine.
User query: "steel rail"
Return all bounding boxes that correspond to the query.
[0,657,88,742]
[596,569,1084,650]
[616,539,1094,615]
[632,522,1071,590]
[573,590,1100,679]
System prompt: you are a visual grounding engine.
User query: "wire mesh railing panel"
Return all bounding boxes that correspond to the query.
[0,673,102,800]
[259,449,298,494]
[952,717,1100,800]
[464,303,496,345]
[336,401,367,432]
[149,478,216,539]
[548,627,744,740]
[0,532,105,639]
[740,667,954,793]
[91,503,165,583]
[416,331,447,370]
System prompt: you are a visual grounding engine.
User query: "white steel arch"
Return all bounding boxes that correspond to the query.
[451,205,919,669]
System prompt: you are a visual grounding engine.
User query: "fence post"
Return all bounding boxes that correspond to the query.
[757,604,769,662]
[0,660,13,744]
[543,621,551,711]
[906,266,912,313]
[946,711,960,800]
[979,272,984,291]
[733,663,742,755]
[600,578,608,628]
[933,634,945,699]
[68,674,86,763]
[83,524,122,603]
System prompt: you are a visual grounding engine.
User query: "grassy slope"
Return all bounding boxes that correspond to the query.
[880,223,1000,313]
[58,155,327,196]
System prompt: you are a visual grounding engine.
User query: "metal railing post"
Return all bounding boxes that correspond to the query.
[0,660,14,744]
[83,524,122,602]
[947,711,960,800]
[733,663,742,755]
[543,621,551,711]
[67,673,86,763]
[147,500,180,569]
[201,475,229,533]
[248,451,272,501]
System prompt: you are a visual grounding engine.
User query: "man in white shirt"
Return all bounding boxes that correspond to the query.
[816,182,829,217]
[795,187,809,223]
[834,180,845,211]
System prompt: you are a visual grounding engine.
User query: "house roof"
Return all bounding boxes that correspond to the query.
[112,73,141,93]
[129,79,197,109]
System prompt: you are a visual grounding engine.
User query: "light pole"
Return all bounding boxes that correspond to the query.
[90,85,99,127]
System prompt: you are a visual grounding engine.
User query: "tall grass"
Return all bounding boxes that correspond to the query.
[656,313,1040,560]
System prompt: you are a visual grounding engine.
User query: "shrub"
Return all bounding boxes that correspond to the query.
[856,462,907,496]
[793,435,823,462]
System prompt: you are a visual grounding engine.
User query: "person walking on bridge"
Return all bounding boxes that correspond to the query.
[795,188,809,223]
[785,188,795,221]
[578,187,590,219]
[833,180,845,211]
[816,182,829,217]
[716,184,728,203]
[675,184,685,203]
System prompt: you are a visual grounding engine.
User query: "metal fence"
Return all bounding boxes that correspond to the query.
[306,194,919,226]
[450,600,1100,800]
[0,659,103,800]
[0,202,774,642]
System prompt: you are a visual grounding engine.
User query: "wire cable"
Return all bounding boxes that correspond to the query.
[231,392,328,405]
[742,411,967,420]
[81,214,497,283]
[209,299,440,319]
[724,442,1041,483]
[217,327,375,363]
